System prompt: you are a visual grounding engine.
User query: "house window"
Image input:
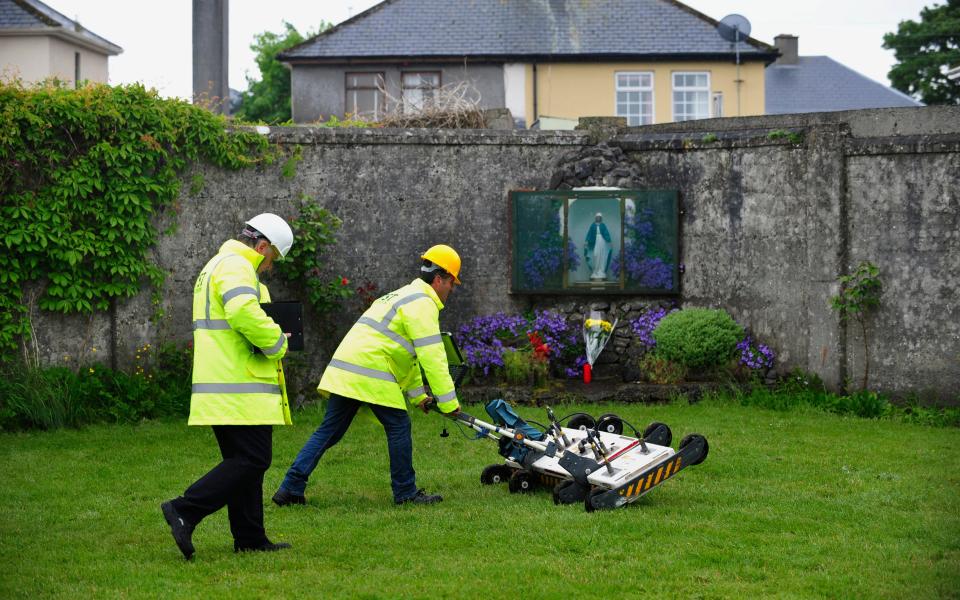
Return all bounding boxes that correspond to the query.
[672,72,710,121]
[615,72,654,126]
[401,72,440,113]
[345,72,385,119]
[74,52,81,88]
[712,92,724,118]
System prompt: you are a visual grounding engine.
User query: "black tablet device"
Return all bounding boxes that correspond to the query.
[260,301,304,351]
[441,332,468,387]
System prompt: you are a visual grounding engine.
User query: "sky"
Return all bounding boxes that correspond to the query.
[42,0,937,101]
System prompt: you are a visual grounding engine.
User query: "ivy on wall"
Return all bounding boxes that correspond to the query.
[276,198,354,316]
[0,81,274,354]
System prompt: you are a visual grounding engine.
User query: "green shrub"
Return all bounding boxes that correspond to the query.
[0,341,191,431]
[639,354,687,384]
[652,308,744,370]
[830,390,892,419]
[0,365,87,430]
[501,349,549,386]
[75,365,153,423]
[776,368,827,394]
[733,371,960,427]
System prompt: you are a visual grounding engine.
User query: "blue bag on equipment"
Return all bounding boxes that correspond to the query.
[485,399,545,464]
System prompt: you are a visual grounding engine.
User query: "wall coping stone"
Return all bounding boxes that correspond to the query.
[611,106,960,138]
[613,128,811,152]
[233,125,589,146]
[846,133,960,156]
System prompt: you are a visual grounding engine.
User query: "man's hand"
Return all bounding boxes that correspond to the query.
[418,397,434,414]
[418,398,460,416]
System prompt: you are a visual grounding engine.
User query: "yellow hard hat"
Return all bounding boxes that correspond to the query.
[420,244,462,284]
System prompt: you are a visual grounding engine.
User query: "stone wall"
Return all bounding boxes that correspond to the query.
[22,107,960,403]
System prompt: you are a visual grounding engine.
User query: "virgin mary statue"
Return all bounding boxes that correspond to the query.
[584,213,612,280]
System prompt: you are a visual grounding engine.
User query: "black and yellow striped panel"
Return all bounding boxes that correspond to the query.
[619,456,683,497]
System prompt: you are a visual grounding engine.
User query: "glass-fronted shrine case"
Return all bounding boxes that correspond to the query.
[510,189,680,295]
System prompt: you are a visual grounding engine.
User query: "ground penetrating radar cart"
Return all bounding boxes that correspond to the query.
[434,332,708,511]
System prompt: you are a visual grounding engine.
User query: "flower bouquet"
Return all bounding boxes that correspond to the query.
[582,310,618,383]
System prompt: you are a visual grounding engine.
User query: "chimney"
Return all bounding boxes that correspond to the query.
[193,0,230,113]
[774,34,798,65]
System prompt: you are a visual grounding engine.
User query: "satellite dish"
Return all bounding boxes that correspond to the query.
[717,14,752,117]
[717,14,751,43]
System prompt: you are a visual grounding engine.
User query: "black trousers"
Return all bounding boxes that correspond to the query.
[172,425,272,547]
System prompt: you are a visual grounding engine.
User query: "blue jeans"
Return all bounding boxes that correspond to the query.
[279,393,418,502]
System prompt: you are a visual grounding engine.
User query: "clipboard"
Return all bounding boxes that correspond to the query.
[260,301,304,351]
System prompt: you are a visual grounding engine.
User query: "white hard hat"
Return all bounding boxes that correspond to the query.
[245,213,294,258]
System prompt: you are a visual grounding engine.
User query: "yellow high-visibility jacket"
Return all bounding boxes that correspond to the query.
[318,278,459,414]
[188,240,291,425]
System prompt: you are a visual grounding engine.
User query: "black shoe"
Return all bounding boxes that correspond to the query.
[272,488,306,507]
[395,489,443,505]
[235,540,292,553]
[161,501,195,560]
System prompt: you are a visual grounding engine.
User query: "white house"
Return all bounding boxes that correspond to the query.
[0,0,121,86]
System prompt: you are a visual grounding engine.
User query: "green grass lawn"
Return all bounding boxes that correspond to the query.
[0,398,957,599]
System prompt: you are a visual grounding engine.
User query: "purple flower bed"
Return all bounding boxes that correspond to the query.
[456,312,528,375]
[460,306,778,383]
[737,336,776,371]
[457,309,585,378]
[630,306,677,349]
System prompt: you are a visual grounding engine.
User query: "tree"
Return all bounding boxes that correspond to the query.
[830,261,883,391]
[234,21,330,124]
[882,0,960,105]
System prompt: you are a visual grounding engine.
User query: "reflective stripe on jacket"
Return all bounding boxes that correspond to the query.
[318,278,459,413]
[188,239,291,425]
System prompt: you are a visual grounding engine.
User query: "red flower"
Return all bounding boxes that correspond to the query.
[341,277,349,286]
[527,332,543,347]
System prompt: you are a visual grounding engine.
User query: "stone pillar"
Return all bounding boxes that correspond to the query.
[192,0,229,113]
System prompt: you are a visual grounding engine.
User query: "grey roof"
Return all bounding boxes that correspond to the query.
[281,0,775,62]
[0,0,122,55]
[766,56,921,114]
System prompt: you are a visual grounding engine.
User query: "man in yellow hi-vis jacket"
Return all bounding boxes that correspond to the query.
[161,213,294,560]
[272,244,462,507]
